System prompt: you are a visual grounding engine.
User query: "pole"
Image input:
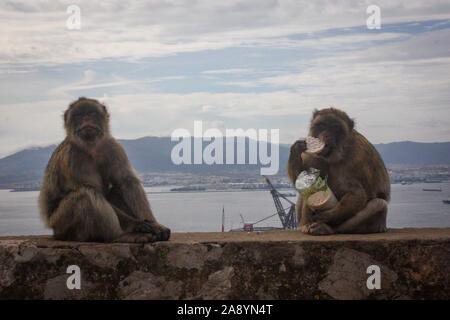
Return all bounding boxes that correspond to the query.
[222,205,225,232]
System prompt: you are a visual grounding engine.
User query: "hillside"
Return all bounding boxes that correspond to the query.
[0,137,448,185]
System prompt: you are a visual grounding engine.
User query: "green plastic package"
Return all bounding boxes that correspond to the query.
[295,168,328,199]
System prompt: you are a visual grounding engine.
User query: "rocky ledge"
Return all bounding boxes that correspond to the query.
[0,228,449,300]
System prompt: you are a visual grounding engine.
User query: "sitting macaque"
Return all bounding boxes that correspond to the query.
[39,97,170,243]
[287,108,390,235]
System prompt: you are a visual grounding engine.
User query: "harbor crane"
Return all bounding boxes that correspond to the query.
[229,176,298,232]
[263,176,298,230]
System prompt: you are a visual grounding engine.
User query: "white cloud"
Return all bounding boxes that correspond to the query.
[1,0,449,66]
[0,1,449,157]
[220,29,450,139]
[202,68,251,75]
[201,105,217,112]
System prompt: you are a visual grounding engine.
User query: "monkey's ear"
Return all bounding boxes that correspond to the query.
[101,104,109,116]
[339,111,354,131]
[347,118,355,131]
[332,108,354,131]
[63,109,69,124]
[312,109,319,119]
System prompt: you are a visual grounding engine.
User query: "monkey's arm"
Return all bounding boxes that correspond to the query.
[112,168,157,222]
[106,141,157,222]
[39,157,64,223]
[296,196,312,226]
[104,139,170,241]
[311,181,367,226]
[287,140,307,185]
[109,202,158,233]
[110,159,170,240]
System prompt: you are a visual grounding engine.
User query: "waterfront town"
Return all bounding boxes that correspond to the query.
[4,164,450,192]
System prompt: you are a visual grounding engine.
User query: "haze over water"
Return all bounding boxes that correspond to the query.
[0,183,449,236]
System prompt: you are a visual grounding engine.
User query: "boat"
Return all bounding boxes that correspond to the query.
[443,197,450,204]
[230,225,283,232]
[10,186,41,192]
[170,186,206,192]
[280,192,297,197]
[424,179,443,183]
[422,187,442,192]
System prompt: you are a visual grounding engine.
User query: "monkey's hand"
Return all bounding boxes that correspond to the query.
[290,139,307,157]
[288,139,307,184]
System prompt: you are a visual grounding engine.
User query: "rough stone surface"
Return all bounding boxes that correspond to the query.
[0,228,448,300]
[118,271,183,299]
[318,248,398,299]
[198,266,234,299]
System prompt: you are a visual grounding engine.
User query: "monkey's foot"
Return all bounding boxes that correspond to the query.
[301,222,334,236]
[130,220,170,241]
[143,220,171,241]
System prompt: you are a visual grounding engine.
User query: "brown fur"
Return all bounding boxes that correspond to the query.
[39,97,170,243]
[287,108,390,235]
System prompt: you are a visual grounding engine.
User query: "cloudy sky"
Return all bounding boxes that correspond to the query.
[0,0,449,158]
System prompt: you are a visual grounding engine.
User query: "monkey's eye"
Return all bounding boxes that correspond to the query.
[90,113,101,122]
[314,123,326,132]
[71,114,82,121]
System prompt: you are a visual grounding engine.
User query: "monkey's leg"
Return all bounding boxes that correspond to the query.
[335,198,388,234]
[49,188,122,242]
[298,198,335,235]
[49,188,158,243]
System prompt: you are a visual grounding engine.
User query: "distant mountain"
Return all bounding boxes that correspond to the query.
[0,137,448,185]
[374,141,450,166]
[0,146,56,185]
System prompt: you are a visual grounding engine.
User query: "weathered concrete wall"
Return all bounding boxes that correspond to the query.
[0,228,448,300]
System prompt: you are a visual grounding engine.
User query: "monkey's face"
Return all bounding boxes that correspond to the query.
[65,99,109,145]
[309,109,353,159]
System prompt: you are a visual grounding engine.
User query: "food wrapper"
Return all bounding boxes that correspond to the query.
[295,168,328,199]
[305,136,325,153]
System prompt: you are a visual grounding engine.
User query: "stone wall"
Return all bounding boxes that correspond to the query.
[0,228,448,299]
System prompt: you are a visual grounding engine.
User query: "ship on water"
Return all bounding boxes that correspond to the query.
[424,179,443,183]
[170,186,206,192]
[422,187,442,192]
[10,186,41,192]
